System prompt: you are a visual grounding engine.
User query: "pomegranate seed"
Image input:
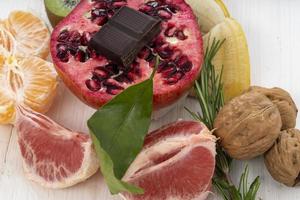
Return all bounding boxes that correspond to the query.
[181,61,193,72]
[68,31,81,44]
[146,1,160,8]
[158,46,173,59]
[57,30,70,42]
[161,67,177,78]
[176,55,189,66]
[68,44,78,56]
[56,43,67,52]
[86,79,101,91]
[56,49,69,63]
[138,47,152,60]
[107,9,115,18]
[165,5,178,13]
[103,79,124,95]
[105,63,120,75]
[93,15,108,26]
[164,25,176,37]
[139,5,153,13]
[157,9,172,20]
[75,49,89,62]
[93,67,109,80]
[80,32,90,46]
[91,8,107,19]
[175,30,187,40]
[114,73,133,83]
[165,71,184,84]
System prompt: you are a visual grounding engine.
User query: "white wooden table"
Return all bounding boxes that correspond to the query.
[1,0,300,199]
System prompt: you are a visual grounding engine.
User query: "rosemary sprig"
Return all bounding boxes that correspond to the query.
[186,38,260,200]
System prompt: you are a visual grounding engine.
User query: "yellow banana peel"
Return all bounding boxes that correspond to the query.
[204,18,251,102]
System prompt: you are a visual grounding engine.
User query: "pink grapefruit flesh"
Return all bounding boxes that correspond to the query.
[16,105,99,188]
[122,121,216,200]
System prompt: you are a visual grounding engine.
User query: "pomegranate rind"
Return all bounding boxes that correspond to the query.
[50,0,203,110]
[16,106,99,188]
[122,121,216,200]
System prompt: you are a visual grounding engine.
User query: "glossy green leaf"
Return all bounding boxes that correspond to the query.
[88,66,156,194]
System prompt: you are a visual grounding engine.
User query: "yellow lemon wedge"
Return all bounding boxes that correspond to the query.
[204,18,251,102]
[186,0,230,33]
[0,55,57,124]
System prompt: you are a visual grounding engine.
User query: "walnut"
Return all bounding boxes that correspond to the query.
[264,129,300,187]
[214,91,282,160]
[247,86,298,130]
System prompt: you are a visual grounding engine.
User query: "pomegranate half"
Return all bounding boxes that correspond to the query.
[50,0,203,110]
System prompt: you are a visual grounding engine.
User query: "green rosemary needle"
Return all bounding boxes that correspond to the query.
[186,38,260,200]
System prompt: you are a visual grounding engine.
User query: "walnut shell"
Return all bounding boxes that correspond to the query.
[264,129,300,187]
[214,91,282,160]
[248,86,298,130]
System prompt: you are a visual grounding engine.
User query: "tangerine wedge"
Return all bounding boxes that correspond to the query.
[0,55,57,124]
[3,11,50,59]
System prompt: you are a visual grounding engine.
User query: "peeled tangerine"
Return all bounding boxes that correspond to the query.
[1,10,50,59]
[203,18,251,102]
[16,105,99,188]
[0,11,54,124]
[122,121,216,200]
[0,53,57,124]
[186,0,230,33]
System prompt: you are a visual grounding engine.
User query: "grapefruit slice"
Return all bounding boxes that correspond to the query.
[122,121,216,200]
[16,105,99,188]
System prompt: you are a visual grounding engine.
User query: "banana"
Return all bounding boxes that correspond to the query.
[186,0,230,33]
[203,18,251,102]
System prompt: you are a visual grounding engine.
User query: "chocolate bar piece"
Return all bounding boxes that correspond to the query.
[89,6,161,67]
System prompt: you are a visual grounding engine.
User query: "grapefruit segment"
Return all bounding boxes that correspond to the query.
[122,121,216,200]
[16,106,99,188]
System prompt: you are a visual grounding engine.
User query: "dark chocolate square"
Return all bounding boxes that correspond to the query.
[110,6,161,40]
[88,6,161,67]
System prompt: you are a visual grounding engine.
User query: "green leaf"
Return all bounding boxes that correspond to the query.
[90,133,143,194]
[88,65,155,194]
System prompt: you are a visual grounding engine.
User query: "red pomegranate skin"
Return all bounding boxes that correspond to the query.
[50,0,203,110]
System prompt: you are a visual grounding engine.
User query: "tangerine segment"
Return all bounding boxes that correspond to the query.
[0,27,15,55]
[0,91,15,124]
[0,55,57,124]
[19,57,58,113]
[5,11,50,59]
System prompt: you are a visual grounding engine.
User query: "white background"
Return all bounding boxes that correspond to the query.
[0,0,300,199]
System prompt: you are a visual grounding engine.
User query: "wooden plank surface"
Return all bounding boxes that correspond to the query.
[0,0,300,199]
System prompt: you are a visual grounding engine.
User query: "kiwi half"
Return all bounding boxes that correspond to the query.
[44,0,79,27]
